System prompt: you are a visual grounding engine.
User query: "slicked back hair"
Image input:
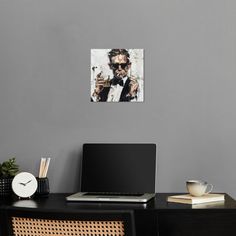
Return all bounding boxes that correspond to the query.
[108,49,130,63]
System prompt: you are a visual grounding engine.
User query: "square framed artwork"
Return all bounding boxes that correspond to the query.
[91,49,144,102]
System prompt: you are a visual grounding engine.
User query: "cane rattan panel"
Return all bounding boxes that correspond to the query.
[12,217,125,236]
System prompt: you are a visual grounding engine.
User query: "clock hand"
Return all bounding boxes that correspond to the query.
[24,180,32,185]
[18,180,32,186]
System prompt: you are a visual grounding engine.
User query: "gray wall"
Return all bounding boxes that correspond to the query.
[0,0,236,196]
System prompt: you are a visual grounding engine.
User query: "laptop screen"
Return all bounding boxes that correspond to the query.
[81,144,156,193]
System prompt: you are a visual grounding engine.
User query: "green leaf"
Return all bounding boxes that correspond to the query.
[0,157,19,178]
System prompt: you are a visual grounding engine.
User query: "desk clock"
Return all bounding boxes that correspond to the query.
[12,172,38,198]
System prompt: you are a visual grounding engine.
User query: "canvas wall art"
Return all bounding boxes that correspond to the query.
[91,49,144,102]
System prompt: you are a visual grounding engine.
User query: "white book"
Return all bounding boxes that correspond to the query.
[167,193,225,205]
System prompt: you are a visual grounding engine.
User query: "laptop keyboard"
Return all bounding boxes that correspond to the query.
[84,192,144,197]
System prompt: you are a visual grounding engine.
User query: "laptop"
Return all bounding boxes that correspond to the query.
[66,143,156,203]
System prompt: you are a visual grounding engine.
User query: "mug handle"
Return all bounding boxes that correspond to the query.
[205,184,213,194]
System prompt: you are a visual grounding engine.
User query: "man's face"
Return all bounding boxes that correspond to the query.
[109,54,131,79]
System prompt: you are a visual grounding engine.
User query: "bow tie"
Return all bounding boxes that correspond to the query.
[112,78,124,87]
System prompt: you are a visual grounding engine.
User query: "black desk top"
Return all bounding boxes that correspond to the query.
[1,193,235,236]
[1,193,236,213]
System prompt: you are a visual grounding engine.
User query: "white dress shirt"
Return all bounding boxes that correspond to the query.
[107,77,128,102]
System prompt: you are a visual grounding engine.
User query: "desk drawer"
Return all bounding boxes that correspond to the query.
[135,211,158,236]
[159,212,236,236]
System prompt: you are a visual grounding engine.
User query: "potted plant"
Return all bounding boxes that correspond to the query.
[0,158,19,196]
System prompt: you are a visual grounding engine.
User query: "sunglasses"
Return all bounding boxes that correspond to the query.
[111,63,129,69]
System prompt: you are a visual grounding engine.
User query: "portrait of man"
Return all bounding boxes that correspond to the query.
[91,49,144,102]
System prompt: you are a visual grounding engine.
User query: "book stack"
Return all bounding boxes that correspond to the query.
[167,193,225,205]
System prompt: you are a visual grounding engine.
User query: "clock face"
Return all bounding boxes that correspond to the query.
[12,172,38,198]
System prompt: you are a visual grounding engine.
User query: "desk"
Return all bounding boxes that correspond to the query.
[1,193,236,236]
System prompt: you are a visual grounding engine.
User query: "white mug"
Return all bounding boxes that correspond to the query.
[186,180,213,197]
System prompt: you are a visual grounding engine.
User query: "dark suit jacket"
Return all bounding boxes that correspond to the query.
[97,77,132,102]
